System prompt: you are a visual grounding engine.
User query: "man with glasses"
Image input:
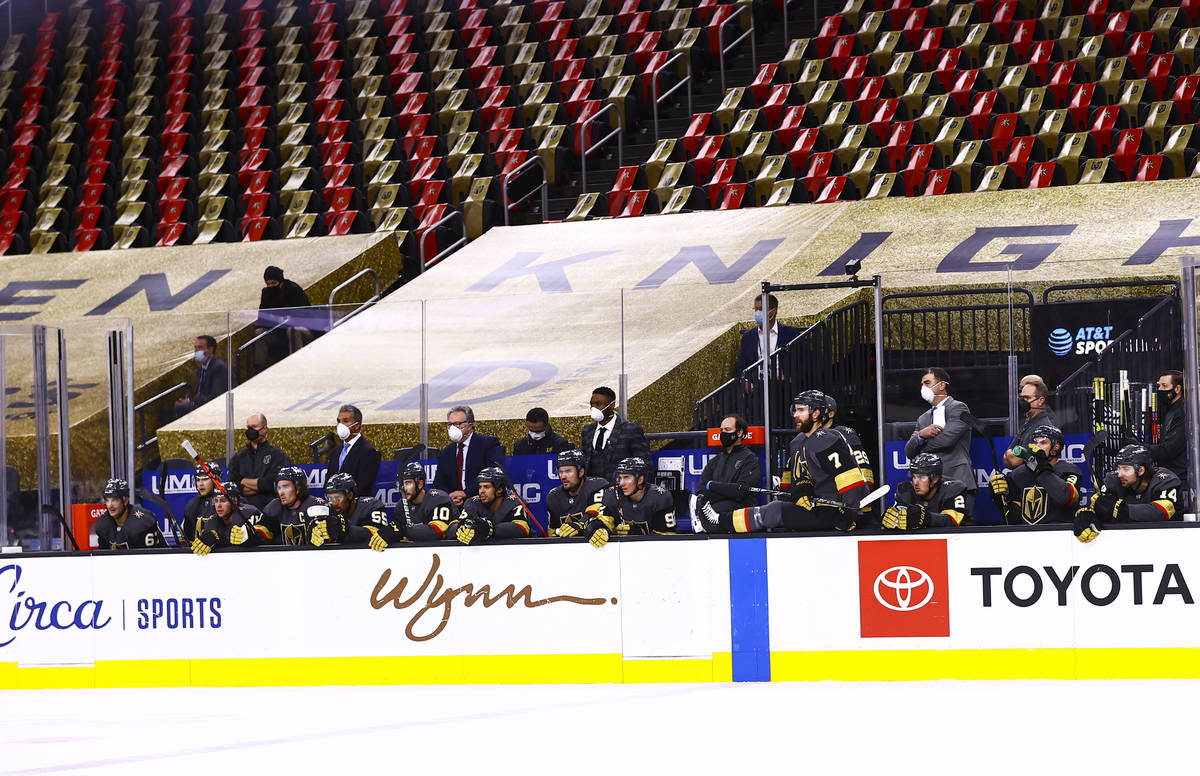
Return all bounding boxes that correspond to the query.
[1003,375,1056,469]
[432,404,505,508]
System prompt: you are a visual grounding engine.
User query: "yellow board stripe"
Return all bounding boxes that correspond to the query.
[6,648,1200,688]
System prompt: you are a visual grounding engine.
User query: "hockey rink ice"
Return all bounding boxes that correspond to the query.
[1,679,1193,775]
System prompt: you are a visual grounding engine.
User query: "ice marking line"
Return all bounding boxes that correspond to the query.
[0,683,729,775]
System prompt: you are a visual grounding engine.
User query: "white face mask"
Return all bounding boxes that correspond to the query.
[336,422,352,441]
[528,430,546,440]
[920,384,936,404]
[193,350,206,363]
[448,424,464,443]
[589,407,606,422]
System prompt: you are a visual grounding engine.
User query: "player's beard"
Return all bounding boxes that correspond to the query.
[797,418,815,434]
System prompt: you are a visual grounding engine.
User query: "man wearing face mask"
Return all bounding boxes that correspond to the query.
[227,412,293,511]
[734,294,802,382]
[1149,370,1187,486]
[904,367,976,493]
[433,404,505,508]
[326,404,382,500]
[1003,375,1055,470]
[168,335,229,420]
[693,413,761,522]
[513,407,575,455]
[580,386,651,484]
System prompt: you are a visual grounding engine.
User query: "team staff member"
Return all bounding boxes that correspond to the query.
[882,453,971,530]
[988,425,1081,525]
[904,367,975,492]
[546,450,608,532]
[183,464,218,542]
[95,478,166,550]
[452,467,535,544]
[574,457,676,548]
[394,461,460,541]
[693,413,760,525]
[1149,370,1187,485]
[232,466,328,547]
[580,386,650,484]
[326,404,382,501]
[433,404,505,508]
[1074,444,1182,543]
[227,412,293,511]
[191,483,260,556]
[693,391,867,534]
[735,293,802,380]
[513,407,575,455]
[1003,375,1056,469]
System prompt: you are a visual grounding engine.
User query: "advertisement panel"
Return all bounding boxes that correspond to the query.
[1029,298,1165,389]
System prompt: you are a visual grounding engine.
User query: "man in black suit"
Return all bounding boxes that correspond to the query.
[433,404,505,508]
[327,403,382,500]
[735,294,803,380]
[580,386,651,484]
[170,335,229,420]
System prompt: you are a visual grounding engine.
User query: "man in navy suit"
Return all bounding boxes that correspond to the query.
[433,404,506,507]
[327,403,382,500]
[735,294,803,380]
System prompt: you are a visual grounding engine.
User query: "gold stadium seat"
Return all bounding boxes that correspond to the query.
[30,231,65,254]
[753,155,795,206]
[1036,109,1074,155]
[645,139,685,188]
[883,50,920,96]
[834,123,876,167]
[1038,0,1065,35]
[946,4,981,44]
[728,109,766,156]
[900,72,939,115]
[741,131,779,177]
[982,44,1019,85]
[857,12,885,50]
[371,183,408,215]
[1054,132,1094,184]
[932,116,973,160]
[715,88,754,133]
[961,23,999,68]
[1017,87,1049,129]
[795,60,836,102]
[652,162,687,206]
[781,38,814,80]
[916,95,952,138]
[1056,16,1086,59]
[1151,8,1186,47]
[1142,100,1179,151]
[284,213,322,239]
[1078,158,1122,184]
[975,163,1021,191]
[659,185,709,215]
[369,162,408,203]
[864,171,905,199]
[764,178,810,206]
[34,208,66,234]
[847,147,888,191]
[566,192,606,221]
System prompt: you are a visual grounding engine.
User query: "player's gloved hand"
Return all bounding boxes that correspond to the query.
[190,529,220,556]
[456,517,490,545]
[1028,449,1053,475]
[882,503,925,531]
[310,520,330,547]
[229,524,249,545]
[793,481,815,500]
[988,474,1008,508]
[833,510,856,532]
[881,505,904,530]
[895,481,917,506]
[795,495,813,511]
[555,519,582,538]
[614,522,631,535]
[585,520,610,549]
[1093,492,1125,522]
[1074,508,1100,543]
[365,525,389,552]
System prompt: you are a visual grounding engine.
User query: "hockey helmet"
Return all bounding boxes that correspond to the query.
[1115,443,1153,475]
[215,481,242,502]
[1029,425,1065,453]
[792,389,832,422]
[102,478,130,499]
[399,461,427,485]
[614,457,651,483]
[476,466,508,488]
[324,472,358,496]
[908,453,943,479]
[556,449,586,474]
[276,466,306,488]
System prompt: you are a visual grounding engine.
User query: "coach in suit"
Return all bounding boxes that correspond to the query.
[433,404,506,507]
[903,367,976,492]
[327,404,382,499]
[735,294,803,379]
[580,386,651,484]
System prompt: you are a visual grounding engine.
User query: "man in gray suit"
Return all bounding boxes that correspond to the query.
[903,367,976,493]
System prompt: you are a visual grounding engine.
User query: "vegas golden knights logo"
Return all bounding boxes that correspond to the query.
[283,523,307,545]
[1020,487,1048,525]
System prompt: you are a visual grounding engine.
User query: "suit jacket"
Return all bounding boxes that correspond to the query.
[432,433,505,493]
[903,396,976,491]
[580,415,651,484]
[328,435,382,498]
[191,357,229,406]
[735,323,803,378]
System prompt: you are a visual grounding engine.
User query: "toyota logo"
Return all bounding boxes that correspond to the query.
[874,565,935,611]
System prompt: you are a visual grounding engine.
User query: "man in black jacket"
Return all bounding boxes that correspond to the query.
[227,413,293,511]
[1150,370,1187,486]
[513,407,575,455]
[168,335,228,421]
[257,265,313,366]
[694,413,761,520]
[327,403,382,500]
[580,386,651,484]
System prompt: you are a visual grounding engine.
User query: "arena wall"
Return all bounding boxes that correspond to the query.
[3,526,1199,688]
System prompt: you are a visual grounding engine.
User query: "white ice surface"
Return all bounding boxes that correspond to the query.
[0,680,1192,775]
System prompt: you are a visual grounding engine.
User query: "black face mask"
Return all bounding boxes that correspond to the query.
[720,431,741,447]
[1157,389,1178,408]
[245,426,260,442]
[1017,397,1031,414]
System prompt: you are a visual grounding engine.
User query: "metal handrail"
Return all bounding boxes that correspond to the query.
[579,101,624,193]
[134,381,188,412]
[718,3,757,94]
[418,209,467,271]
[500,154,549,226]
[133,380,187,471]
[234,315,290,380]
[327,268,380,330]
[650,51,693,142]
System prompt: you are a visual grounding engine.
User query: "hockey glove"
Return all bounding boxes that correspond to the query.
[229,524,249,545]
[456,517,491,545]
[365,525,389,552]
[191,529,220,556]
[310,520,330,547]
[555,518,583,538]
[882,503,926,531]
[832,508,856,532]
[1074,508,1100,543]
[795,495,814,511]
[1093,492,1127,522]
[585,519,610,549]
[988,474,1008,509]
[613,522,631,536]
[894,481,917,506]
[1028,449,1053,475]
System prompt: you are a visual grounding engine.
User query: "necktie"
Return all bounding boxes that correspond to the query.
[338,443,350,470]
[456,442,465,489]
[596,427,607,450]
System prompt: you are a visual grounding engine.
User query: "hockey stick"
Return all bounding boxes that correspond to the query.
[712,482,891,511]
[181,440,231,499]
[1081,429,1109,493]
[509,486,546,537]
[962,411,1000,473]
